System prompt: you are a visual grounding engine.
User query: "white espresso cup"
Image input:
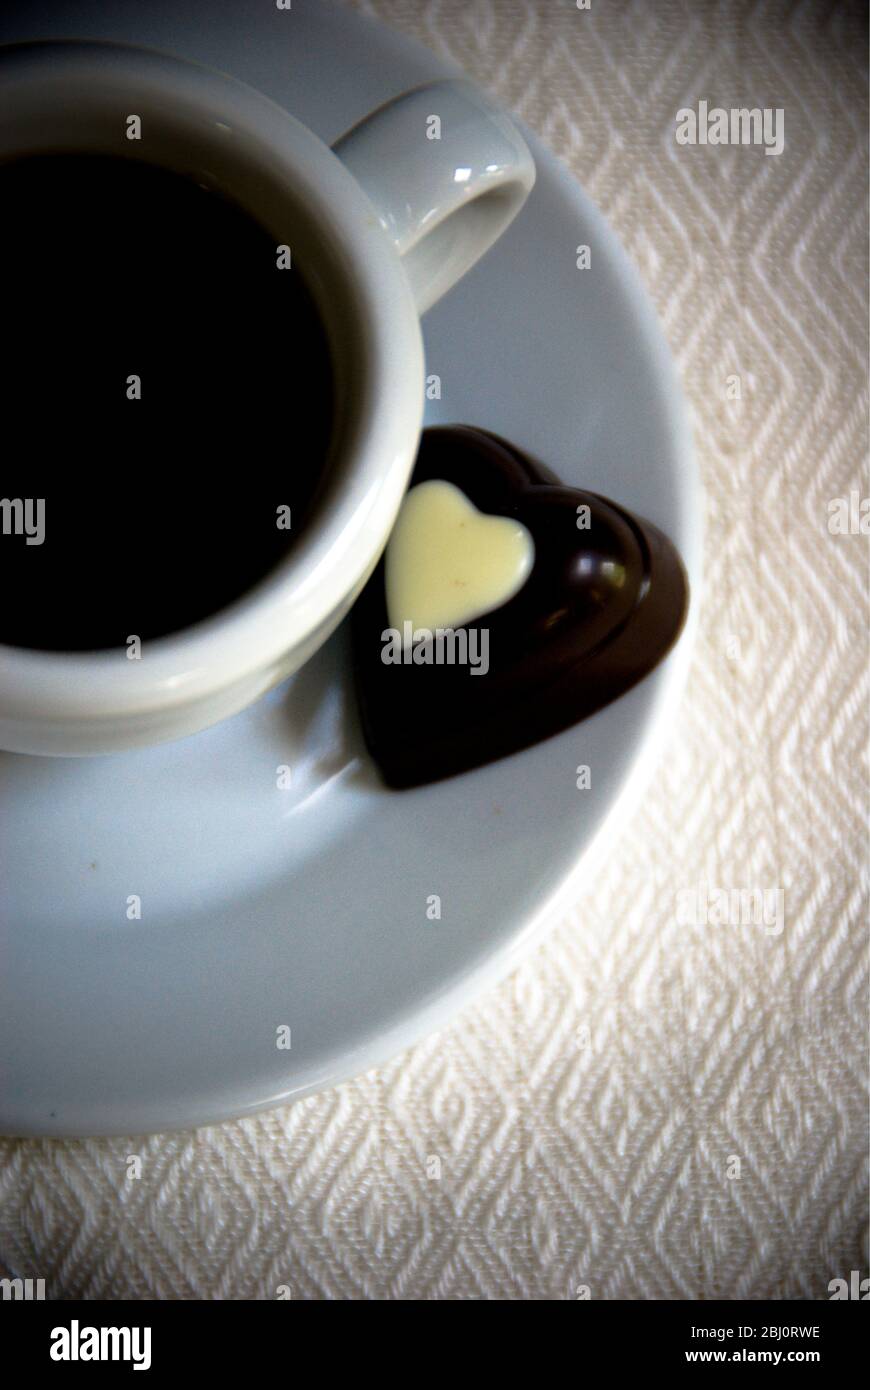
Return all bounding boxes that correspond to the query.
[0,41,534,755]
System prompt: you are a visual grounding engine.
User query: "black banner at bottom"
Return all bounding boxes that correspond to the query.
[3,1292,866,1373]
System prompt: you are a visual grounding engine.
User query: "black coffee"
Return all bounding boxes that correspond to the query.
[0,153,334,650]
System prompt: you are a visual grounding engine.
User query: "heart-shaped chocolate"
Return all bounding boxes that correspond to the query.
[385,478,535,633]
[351,426,689,788]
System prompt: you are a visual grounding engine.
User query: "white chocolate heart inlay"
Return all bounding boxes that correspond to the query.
[385,479,535,636]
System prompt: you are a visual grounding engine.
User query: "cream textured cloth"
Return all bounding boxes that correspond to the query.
[1,0,867,1300]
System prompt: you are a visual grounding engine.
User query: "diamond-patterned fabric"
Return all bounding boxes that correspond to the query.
[1,0,867,1299]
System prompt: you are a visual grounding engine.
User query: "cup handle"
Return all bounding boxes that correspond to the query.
[332,79,535,315]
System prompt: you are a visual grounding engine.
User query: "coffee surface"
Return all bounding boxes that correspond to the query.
[0,153,334,650]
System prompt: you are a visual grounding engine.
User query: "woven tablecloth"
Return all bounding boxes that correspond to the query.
[1,0,867,1300]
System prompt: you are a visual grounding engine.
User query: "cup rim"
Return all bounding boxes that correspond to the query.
[0,40,423,718]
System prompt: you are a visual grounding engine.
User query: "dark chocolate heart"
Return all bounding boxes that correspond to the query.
[351,425,689,787]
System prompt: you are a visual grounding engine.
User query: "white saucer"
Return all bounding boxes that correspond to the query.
[0,0,701,1136]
